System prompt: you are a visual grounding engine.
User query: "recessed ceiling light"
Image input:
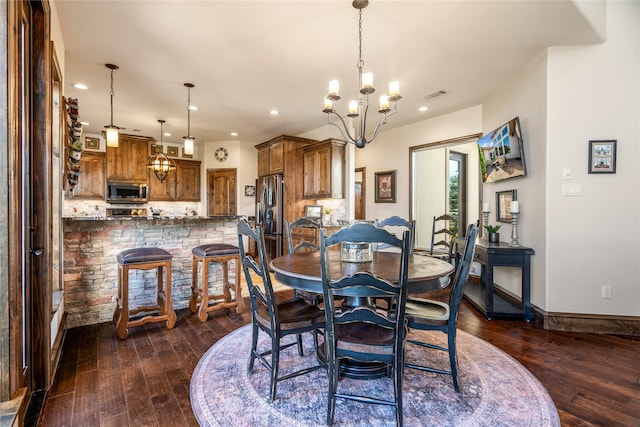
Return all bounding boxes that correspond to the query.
[188,105,198,111]
[418,106,429,112]
[80,121,90,126]
[163,132,171,137]
[269,109,279,116]
[73,83,88,90]
[230,132,238,137]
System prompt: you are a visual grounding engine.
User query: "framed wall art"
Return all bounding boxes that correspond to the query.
[84,136,100,150]
[374,170,396,203]
[182,147,193,159]
[496,189,517,223]
[588,140,616,174]
[151,144,163,155]
[167,146,179,157]
[244,185,255,197]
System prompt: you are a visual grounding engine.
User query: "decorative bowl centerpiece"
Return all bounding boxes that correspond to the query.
[341,242,373,263]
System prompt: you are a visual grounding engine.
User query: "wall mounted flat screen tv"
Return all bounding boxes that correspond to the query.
[478,117,526,183]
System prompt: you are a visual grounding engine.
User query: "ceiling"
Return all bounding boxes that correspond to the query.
[54,1,602,148]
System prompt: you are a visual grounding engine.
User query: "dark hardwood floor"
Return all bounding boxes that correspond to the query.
[37,291,640,426]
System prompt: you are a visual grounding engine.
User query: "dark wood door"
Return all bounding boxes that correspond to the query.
[208,169,237,216]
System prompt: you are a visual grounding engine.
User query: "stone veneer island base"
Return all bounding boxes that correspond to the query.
[63,216,244,328]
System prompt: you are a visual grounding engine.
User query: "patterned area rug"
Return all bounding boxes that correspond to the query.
[191,325,559,426]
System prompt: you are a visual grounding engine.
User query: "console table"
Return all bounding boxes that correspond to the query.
[455,238,535,321]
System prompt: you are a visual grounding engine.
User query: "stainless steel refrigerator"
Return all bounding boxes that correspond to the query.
[256,174,283,263]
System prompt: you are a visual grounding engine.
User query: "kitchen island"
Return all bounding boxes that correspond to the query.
[63,215,245,328]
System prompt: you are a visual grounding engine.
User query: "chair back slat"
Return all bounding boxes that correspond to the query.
[237,219,279,323]
[285,217,321,254]
[374,215,415,254]
[448,223,478,317]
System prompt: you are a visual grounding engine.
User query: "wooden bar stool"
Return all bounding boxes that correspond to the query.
[189,243,244,322]
[112,247,177,339]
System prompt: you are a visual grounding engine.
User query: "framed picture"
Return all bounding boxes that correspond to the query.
[375,170,396,203]
[588,140,616,174]
[304,205,323,219]
[182,147,193,159]
[84,136,100,150]
[244,185,255,197]
[496,190,517,223]
[151,144,163,155]
[167,146,179,157]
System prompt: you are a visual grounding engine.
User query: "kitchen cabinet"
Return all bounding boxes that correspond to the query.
[106,134,151,183]
[302,139,345,199]
[257,140,284,176]
[255,135,319,234]
[67,151,106,199]
[149,159,201,201]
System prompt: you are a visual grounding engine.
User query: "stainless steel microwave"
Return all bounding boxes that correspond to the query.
[106,182,148,204]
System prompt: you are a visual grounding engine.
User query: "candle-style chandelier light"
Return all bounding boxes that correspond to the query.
[323,0,401,149]
[183,83,195,156]
[146,119,176,182]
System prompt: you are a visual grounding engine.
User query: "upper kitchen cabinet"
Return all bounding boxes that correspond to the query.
[66,151,106,199]
[255,135,319,226]
[148,159,201,201]
[257,140,284,176]
[303,138,345,199]
[106,134,152,183]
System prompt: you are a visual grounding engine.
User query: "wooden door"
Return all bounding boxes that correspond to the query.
[355,167,366,220]
[176,160,201,201]
[208,169,237,216]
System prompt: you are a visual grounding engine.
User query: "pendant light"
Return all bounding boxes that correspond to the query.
[104,63,120,148]
[146,119,176,182]
[183,83,195,156]
[322,0,401,149]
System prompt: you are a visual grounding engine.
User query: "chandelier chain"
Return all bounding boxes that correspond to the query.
[357,8,364,71]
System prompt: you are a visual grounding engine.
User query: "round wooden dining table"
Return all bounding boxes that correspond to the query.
[270,250,454,379]
[270,250,454,296]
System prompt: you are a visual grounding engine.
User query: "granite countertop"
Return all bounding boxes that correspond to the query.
[63,215,247,221]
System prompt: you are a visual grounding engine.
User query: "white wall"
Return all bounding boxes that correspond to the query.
[544,1,640,315]
[201,140,258,217]
[355,106,483,222]
[481,51,549,308]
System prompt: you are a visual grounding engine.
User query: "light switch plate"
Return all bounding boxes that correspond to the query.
[562,183,582,196]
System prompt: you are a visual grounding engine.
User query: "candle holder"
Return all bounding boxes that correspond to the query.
[509,212,521,247]
[482,211,490,239]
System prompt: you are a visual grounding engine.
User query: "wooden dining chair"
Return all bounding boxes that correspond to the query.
[319,222,411,426]
[429,214,458,263]
[285,217,323,304]
[405,223,478,392]
[374,215,416,254]
[237,219,325,401]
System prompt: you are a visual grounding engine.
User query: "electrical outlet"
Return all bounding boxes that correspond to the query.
[602,286,612,299]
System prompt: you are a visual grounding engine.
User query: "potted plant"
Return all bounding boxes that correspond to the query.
[484,224,501,243]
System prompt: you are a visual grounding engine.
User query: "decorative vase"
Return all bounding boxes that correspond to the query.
[489,233,500,244]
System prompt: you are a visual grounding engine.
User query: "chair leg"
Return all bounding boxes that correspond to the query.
[395,354,404,427]
[248,322,259,374]
[449,330,460,392]
[296,334,304,357]
[270,334,280,402]
[327,357,338,425]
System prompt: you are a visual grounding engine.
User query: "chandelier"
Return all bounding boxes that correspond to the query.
[183,83,195,156]
[104,63,120,148]
[146,119,176,182]
[323,0,401,149]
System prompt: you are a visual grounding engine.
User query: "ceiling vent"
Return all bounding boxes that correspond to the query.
[424,90,447,100]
